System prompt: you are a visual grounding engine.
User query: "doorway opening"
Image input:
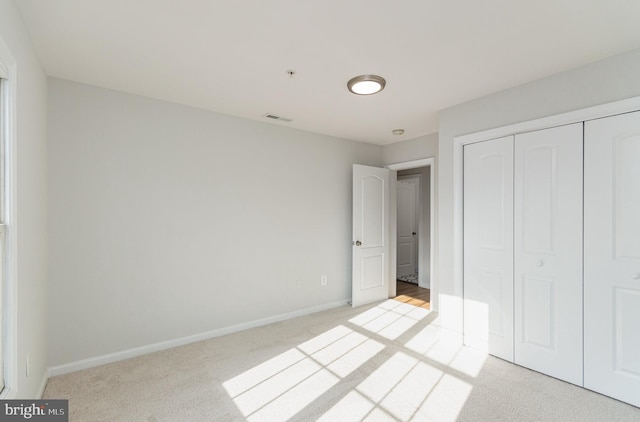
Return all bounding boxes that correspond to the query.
[396,173,421,285]
[386,158,434,310]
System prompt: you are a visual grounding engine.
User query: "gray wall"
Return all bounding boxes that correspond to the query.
[437,47,640,332]
[47,79,382,366]
[383,133,438,166]
[0,0,49,398]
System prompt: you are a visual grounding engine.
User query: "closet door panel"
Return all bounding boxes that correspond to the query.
[514,123,583,386]
[463,136,514,361]
[585,111,640,407]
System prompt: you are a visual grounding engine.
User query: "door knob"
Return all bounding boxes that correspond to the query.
[353,240,362,246]
[412,232,417,236]
[633,273,640,280]
[536,261,544,267]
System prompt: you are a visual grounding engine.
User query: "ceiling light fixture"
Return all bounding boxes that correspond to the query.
[347,74,386,95]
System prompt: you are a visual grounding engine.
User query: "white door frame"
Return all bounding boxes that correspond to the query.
[386,158,435,300]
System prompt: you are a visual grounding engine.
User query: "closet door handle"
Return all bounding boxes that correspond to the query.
[632,273,640,280]
[536,260,544,267]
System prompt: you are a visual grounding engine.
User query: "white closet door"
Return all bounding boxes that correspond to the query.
[463,136,514,362]
[514,123,583,386]
[584,111,640,407]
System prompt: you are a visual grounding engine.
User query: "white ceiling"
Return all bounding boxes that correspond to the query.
[15,0,640,145]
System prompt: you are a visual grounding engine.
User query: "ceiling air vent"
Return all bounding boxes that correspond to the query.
[263,113,292,123]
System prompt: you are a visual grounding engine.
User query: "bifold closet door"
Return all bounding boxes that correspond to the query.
[584,111,640,407]
[463,136,514,362]
[514,123,583,386]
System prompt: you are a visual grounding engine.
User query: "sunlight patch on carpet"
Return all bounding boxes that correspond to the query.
[223,302,480,422]
[222,348,307,397]
[223,324,384,421]
[416,374,473,421]
[404,322,488,377]
[320,351,473,421]
[349,299,431,340]
[449,347,488,378]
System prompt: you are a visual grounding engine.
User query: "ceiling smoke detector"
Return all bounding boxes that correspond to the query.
[347,75,386,95]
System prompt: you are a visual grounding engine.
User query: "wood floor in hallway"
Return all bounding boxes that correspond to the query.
[393,280,430,309]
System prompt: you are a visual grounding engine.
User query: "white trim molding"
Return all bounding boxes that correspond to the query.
[386,158,433,171]
[456,95,640,145]
[48,299,349,377]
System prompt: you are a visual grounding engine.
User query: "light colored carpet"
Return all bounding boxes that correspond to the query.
[44,300,640,421]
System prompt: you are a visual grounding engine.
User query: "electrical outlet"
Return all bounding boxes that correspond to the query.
[26,353,31,377]
[321,275,328,285]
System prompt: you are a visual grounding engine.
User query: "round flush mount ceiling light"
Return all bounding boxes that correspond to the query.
[347,74,386,95]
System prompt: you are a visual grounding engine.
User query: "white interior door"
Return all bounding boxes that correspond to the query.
[397,176,419,278]
[352,164,390,307]
[584,111,640,407]
[514,123,583,386]
[463,136,514,362]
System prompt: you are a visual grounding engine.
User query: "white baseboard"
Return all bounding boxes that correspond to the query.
[48,299,349,377]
